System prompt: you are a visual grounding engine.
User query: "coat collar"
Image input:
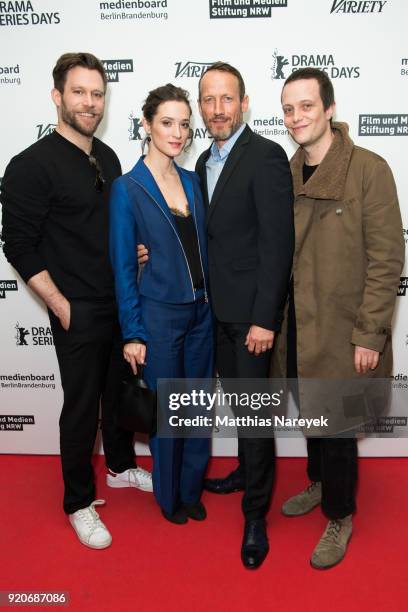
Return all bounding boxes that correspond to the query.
[290,122,354,201]
[129,156,196,226]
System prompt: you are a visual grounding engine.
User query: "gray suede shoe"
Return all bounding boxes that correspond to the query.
[310,515,352,570]
[281,481,322,516]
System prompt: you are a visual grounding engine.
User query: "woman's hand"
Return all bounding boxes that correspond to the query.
[123,342,146,375]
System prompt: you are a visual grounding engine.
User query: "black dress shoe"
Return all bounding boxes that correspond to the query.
[161,507,188,524]
[241,519,269,570]
[183,501,207,521]
[204,469,245,494]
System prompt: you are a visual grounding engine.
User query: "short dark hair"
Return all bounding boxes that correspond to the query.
[142,83,192,122]
[52,52,107,94]
[198,61,246,101]
[142,83,193,152]
[283,68,335,110]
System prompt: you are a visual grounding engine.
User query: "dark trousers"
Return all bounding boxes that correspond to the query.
[142,295,214,515]
[216,321,275,521]
[287,286,357,520]
[49,299,136,514]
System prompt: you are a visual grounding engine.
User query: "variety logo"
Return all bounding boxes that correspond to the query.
[175,61,215,79]
[36,123,56,140]
[0,414,35,431]
[209,0,287,19]
[252,116,288,137]
[0,1,61,26]
[271,49,360,80]
[0,63,21,85]
[15,322,54,346]
[0,279,18,299]
[99,0,169,21]
[359,114,408,136]
[330,1,387,13]
[102,59,133,82]
[0,373,56,390]
[129,113,143,140]
[398,277,408,296]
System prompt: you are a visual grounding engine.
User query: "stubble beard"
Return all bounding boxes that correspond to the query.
[60,98,103,138]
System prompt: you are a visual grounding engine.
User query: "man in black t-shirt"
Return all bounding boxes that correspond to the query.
[1,53,152,549]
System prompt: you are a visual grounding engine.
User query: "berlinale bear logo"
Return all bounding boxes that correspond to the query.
[129,113,143,141]
[15,322,54,346]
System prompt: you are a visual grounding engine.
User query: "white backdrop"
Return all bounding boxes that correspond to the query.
[0,0,407,457]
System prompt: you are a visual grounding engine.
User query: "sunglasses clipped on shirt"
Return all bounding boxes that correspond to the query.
[89,154,105,192]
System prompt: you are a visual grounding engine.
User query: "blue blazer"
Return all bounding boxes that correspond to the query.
[109,156,209,342]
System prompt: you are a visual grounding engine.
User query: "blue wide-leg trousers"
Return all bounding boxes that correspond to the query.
[141,295,214,515]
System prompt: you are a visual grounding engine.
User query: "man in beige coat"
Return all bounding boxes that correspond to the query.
[275,68,404,569]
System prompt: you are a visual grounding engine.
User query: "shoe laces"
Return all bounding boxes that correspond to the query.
[131,467,152,481]
[306,481,320,494]
[324,519,342,542]
[76,500,105,531]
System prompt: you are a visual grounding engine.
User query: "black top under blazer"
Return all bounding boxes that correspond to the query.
[195,125,294,331]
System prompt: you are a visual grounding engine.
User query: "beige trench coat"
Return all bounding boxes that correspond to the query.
[271,122,405,434]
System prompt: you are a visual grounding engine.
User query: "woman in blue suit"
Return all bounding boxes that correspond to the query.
[109,84,213,524]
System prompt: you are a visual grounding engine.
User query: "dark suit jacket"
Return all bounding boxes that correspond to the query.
[195,125,294,331]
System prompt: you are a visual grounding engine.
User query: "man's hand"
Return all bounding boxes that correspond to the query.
[354,346,379,374]
[245,325,274,356]
[124,342,146,375]
[57,300,71,331]
[27,270,70,330]
[137,243,149,266]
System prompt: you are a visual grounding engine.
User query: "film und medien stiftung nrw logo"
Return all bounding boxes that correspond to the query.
[398,278,408,297]
[0,1,61,26]
[209,0,287,19]
[359,115,408,136]
[0,280,18,299]
[330,0,387,13]
[102,59,133,83]
[0,415,35,431]
[15,322,54,346]
[271,49,360,80]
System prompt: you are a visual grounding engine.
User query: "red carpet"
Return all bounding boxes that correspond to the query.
[0,455,407,612]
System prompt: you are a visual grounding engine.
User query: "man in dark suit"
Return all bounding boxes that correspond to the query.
[196,63,294,569]
[138,62,294,568]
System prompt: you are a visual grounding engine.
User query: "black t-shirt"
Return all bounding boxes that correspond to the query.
[302,163,319,184]
[1,131,121,299]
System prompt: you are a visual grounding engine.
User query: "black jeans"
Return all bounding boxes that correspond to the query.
[49,299,136,514]
[216,321,275,521]
[287,285,357,520]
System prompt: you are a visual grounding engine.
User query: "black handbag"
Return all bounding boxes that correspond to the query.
[118,365,157,435]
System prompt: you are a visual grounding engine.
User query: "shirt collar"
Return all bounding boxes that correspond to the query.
[209,123,246,162]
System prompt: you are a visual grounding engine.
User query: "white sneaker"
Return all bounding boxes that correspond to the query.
[106,467,153,492]
[69,500,112,549]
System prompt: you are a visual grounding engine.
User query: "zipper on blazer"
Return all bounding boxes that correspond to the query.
[131,177,196,301]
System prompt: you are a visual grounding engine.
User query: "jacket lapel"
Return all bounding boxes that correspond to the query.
[206,125,251,226]
[175,165,197,222]
[290,122,354,201]
[129,157,177,230]
[196,149,211,210]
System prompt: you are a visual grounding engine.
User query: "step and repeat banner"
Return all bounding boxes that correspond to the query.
[0,0,407,457]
